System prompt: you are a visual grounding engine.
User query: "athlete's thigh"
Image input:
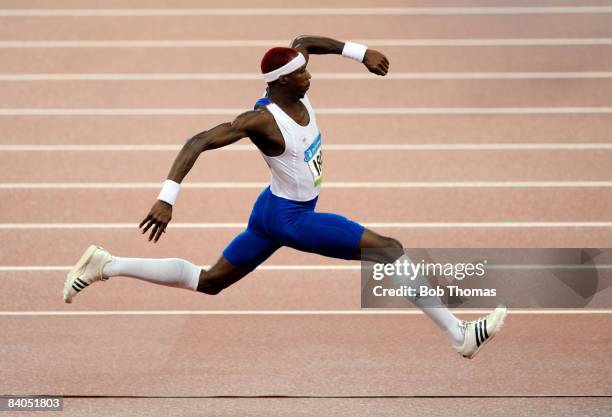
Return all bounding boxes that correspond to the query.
[223,229,281,270]
[199,230,280,293]
[285,211,365,260]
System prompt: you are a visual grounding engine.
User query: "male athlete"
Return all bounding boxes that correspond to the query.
[63,35,506,359]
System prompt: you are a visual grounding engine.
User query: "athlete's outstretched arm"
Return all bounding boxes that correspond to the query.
[290,35,389,76]
[139,111,265,242]
[165,122,244,184]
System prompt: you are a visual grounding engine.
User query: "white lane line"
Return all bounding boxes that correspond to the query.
[2,181,612,189]
[488,264,612,270]
[1,310,610,316]
[2,39,612,48]
[2,107,612,116]
[3,265,611,272]
[3,7,612,16]
[2,222,612,229]
[313,107,612,115]
[2,143,612,151]
[4,72,612,81]
[0,265,361,272]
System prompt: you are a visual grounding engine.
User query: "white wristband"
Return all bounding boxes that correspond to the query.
[158,180,181,206]
[342,41,368,62]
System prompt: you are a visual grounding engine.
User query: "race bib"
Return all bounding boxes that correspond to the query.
[304,133,323,186]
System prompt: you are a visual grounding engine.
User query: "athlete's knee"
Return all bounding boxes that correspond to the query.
[380,238,404,263]
[196,270,228,295]
[197,282,224,295]
[197,281,225,295]
[377,236,404,255]
[385,237,403,251]
[362,235,405,263]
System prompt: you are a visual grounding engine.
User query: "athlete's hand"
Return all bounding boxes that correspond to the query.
[363,49,389,76]
[139,200,173,243]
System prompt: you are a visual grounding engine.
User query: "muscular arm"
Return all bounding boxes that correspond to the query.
[290,35,344,56]
[290,35,389,76]
[166,110,268,183]
[139,110,268,242]
[167,123,240,183]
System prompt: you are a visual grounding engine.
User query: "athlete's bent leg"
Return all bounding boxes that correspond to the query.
[196,256,253,295]
[108,223,281,295]
[64,225,279,302]
[197,227,281,294]
[281,212,462,347]
[103,254,252,295]
[105,225,279,295]
[355,228,464,348]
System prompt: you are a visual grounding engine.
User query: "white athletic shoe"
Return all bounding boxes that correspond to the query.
[454,305,507,359]
[63,245,112,304]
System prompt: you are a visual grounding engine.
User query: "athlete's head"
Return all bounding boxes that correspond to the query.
[261,47,310,97]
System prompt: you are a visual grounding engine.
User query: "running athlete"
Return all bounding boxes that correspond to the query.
[63,35,506,359]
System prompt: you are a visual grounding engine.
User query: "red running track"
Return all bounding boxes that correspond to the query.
[1,1,611,416]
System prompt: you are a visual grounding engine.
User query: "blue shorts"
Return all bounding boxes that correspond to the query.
[222,187,365,270]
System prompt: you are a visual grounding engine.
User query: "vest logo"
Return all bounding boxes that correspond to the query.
[304,133,323,186]
[303,133,321,162]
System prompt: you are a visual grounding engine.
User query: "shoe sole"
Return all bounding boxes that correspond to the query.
[463,306,508,359]
[63,244,98,304]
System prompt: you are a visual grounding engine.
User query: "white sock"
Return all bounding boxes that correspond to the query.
[417,306,464,347]
[102,257,201,291]
[391,255,464,347]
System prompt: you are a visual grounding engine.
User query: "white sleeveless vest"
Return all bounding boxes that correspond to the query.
[260,95,323,201]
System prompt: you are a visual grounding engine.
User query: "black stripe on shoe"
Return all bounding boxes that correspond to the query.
[479,320,486,343]
[75,278,89,288]
[74,279,87,289]
[484,319,489,339]
[72,283,82,292]
[72,280,85,290]
[475,322,481,347]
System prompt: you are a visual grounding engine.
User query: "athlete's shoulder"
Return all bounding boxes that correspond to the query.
[231,108,274,134]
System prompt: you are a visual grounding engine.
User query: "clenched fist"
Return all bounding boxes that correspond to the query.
[363,49,390,76]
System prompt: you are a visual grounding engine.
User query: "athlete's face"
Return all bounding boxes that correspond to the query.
[284,65,311,98]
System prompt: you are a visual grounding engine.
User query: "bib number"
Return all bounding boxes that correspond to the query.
[304,133,323,186]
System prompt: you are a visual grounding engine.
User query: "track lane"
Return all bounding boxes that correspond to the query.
[1,150,609,182]
[2,0,610,8]
[2,188,611,223]
[2,79,612,108]
[2,14,612,41]
[3,228,612,267]
[3,268,612,311]
[0,270,360,311]
[1,315,610,396]
[2,114,611,145]
[4,46,612,74]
